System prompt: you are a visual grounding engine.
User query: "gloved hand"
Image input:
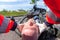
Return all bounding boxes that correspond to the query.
[10,16,15,21]
[10,16,17,31]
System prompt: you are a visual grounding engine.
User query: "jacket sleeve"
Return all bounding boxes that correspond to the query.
[0,15,17,33]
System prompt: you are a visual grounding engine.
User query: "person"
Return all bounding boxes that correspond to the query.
[18,0,60,40]
[0,14,17,33]
[44,0,60,37]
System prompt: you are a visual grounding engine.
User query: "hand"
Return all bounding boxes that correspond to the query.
[17,19,39,40]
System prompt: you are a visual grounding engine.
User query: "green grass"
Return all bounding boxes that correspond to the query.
[0,11,27,16]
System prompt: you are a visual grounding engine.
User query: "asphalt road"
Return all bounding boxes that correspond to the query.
[0,31,22,40]
[0,16,60,40]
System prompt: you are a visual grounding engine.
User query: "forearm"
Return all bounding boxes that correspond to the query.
[0,15,17,33]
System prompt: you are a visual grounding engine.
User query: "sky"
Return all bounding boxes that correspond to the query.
[0,0,49,11]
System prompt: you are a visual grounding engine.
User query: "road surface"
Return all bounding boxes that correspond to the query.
[0,16,60,40]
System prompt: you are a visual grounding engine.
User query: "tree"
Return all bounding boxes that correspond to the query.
[31,0,39,3]
[2,9,7,12]
[31,0,35,3]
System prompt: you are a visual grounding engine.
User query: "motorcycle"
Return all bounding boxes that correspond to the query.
[13,5,58,40]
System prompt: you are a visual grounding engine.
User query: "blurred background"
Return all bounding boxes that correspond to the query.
[0,0,49,16]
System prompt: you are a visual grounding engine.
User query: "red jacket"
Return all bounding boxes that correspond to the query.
[44,0,60,24]
[0,14,17,33]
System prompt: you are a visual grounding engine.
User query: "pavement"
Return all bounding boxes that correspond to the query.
[0,31,22,40]
[0,16,60,40]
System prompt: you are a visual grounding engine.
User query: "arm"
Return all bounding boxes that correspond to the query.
[0,14,17,33]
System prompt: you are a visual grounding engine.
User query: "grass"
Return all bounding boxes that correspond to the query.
[0,11,27,16]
